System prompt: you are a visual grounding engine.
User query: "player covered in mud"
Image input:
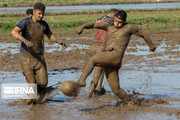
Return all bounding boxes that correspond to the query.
[76,10,156,102]
[76,9,118,98]
[11,2,66,104]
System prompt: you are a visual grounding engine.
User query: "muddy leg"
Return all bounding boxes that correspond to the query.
[96,69,104,91]
[76,57,96,87]
[36,66,48,93]
[86,66,103,98]
[22,70,37,103]
[76,50,120,87]
[105,68,129,101]
[25,72,36,84]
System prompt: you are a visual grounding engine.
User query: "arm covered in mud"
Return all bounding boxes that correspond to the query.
[132,25,156,52]
[76,22,108,35]
[47,33,67,48]
[11,26,33,47]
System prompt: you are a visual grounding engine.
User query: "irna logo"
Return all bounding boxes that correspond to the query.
[1,83,37,99]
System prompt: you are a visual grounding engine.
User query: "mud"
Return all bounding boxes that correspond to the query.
[0,29,180,120]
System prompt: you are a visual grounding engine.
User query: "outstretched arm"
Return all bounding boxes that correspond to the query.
[76,22,108,35]
[76,22,95,35]
[94,22,108,30]
[11,26,33,47]
[47,33,67,47]
[133,27,156,52]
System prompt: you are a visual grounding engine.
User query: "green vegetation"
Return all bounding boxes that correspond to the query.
[127,9,180,30]
[0,0,179,7]
[0,8,179,34]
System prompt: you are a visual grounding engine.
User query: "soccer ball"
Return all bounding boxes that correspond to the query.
[60,81,80,97]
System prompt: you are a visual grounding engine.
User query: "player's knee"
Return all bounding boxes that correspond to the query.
[25,74,36,83]
[88,55,98,65]
[39,80,48,87]
[86,59,95,67]
[88,57,95,63]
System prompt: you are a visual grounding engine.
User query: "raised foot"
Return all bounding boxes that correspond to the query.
[76,80,86,87]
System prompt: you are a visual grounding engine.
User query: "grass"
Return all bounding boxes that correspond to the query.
[0,8,179,34]
[0,0,179,7]
[127,12,180,30]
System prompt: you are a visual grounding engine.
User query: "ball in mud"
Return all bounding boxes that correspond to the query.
[60,81,80,97]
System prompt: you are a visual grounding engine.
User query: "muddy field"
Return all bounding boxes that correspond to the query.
[0,29,180,120]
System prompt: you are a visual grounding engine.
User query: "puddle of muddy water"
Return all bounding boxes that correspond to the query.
[0,38,179,60]
[0,65,180,119]
[0,42,91,55]
[0,37,92,55]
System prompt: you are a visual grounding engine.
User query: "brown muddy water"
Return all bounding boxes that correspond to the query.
[0,30,180,120]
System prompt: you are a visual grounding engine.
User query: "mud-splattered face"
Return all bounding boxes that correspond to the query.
[114,17,126,28]
[33,9,44,21]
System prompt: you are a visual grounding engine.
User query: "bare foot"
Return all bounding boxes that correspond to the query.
[76,80,86,87]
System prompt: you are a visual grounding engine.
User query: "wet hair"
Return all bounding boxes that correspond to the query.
[34,2,45,11]
[26,9,33,15]
[114,10,127,20]
[110,8,118,13]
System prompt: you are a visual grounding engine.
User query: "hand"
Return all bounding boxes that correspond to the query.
[25,41,33,48]
[62,43,67,48]
[150,46,156,52]
[76,26,83,35]
[58,41,67,48]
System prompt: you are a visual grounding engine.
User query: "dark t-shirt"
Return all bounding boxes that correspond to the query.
[17,17,51,39]
[17,17,52,57]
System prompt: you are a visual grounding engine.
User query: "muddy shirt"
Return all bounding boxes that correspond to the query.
[17,17,52,58]
[105,23,151,53]
[93,15,114,46]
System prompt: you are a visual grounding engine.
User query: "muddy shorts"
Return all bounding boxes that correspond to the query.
[19,57,48,87]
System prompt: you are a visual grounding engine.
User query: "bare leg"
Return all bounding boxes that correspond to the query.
[86,66,103,98]
[76,57,95,87]
[105,68,129,101]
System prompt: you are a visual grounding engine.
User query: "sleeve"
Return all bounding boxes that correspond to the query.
[130,24,155,48]
[17,18,30,30]
[44,21,52,36]
[94,22,108,30]
[131,24,147,37]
